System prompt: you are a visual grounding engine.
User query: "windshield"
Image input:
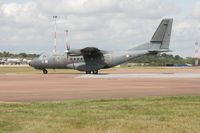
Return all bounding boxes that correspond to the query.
[39,53,48,59]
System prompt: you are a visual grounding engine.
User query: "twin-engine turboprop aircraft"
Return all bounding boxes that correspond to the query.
[29,18,173,74]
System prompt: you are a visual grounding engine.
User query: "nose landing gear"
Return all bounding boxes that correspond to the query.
[42,69,48,74]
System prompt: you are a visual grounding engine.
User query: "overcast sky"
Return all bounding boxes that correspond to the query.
[0,0,200,57]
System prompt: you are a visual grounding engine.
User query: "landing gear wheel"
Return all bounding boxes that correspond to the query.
[43,69,48,74]
[93,70,98,74]
[86,71,91,74]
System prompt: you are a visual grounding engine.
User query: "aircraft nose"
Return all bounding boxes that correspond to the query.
[29,58,38,68]
[29,59,34,67]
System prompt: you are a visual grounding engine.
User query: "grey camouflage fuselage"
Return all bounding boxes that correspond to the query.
[30,19,173,74]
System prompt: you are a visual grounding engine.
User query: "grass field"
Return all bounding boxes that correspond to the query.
[0,96,199,133]
[0,66,155,74]
[0,66,184,74]
[0,67,79,74]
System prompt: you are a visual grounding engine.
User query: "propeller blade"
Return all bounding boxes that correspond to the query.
[65,30,70,51]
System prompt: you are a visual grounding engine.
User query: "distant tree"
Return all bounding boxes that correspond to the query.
[0,51,39,59]
[0,51,12,57]
[174,55,181,60]
[18,53,27,58]
[130,53,190,66]
[185,57,196,64]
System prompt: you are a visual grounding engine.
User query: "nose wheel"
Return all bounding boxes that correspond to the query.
[42,69,48,74]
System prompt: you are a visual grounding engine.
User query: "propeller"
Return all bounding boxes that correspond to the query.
[65,30,70,57]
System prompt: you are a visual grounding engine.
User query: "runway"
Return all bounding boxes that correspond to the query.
[0,71,200,102]
[78,73,200,79]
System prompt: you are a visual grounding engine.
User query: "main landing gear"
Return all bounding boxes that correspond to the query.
[42,69,48,74]
[86,70,98,74]
[93,70,98,74]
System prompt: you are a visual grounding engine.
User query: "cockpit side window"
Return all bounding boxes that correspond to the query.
[39,53,48,59]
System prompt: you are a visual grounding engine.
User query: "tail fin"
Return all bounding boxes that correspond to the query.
[150,18,173,51]
[130,18,173,52]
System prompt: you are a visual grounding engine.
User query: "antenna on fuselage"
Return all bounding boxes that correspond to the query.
[53,16,57,53]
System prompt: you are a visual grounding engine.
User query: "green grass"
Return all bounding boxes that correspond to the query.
[0,67,79,74]
[0,66,175,74]
[0,66,160,74]
[0,96,199,133]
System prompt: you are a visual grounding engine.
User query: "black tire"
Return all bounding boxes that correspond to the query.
[93,70,98,74]
[86,71,91,74]
[43,69,48,74]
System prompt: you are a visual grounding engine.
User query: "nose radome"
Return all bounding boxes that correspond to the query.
[29,58,37,67]
[29,60,34,67]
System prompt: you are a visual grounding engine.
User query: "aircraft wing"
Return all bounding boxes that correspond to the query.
[80,47,105,70]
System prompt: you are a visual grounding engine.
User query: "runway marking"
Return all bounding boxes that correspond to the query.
[77,73,200,79]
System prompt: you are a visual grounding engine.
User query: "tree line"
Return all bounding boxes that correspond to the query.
[0,51,39,59]
[131,53,198,66]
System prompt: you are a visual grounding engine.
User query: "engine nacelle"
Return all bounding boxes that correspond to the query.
[65,49,82,56]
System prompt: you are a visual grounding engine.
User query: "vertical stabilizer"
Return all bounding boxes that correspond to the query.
[150,19,173,50]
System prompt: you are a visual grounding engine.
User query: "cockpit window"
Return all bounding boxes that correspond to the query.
[39,53,48,59]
